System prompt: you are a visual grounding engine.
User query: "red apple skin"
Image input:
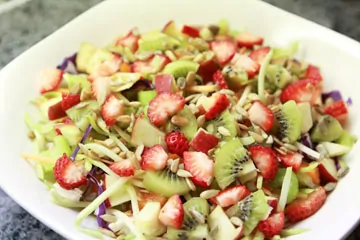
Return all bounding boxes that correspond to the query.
[318,158,338,184]
[190,129,219,153]
[197,59,218,84]
[155,74,175,94]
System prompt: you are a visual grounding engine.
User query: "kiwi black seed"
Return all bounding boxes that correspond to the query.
[274,100,302,142]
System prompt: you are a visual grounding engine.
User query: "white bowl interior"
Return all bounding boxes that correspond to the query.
[0,0,359,239]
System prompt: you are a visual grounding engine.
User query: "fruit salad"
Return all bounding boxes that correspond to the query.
[23,19,356,240]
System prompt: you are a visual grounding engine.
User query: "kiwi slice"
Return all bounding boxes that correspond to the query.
[166,224,209,240]
[163,60,199,78]
[336,130,356,148]
[138,31,180,51]
[206,110,237,141]
[138,90,157,106]
[274,100,302,142]
[214,138,257,189]
[311,115,343,142]
[177,106,198,141]
[266,64,292,89]
[143,169,190,197]
[226,190,269,236]
[269,168,299,203]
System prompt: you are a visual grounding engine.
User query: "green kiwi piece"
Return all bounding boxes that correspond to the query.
[206,109,237,141]
[311,115,343,142]
[177,106,198,141]
[269,168,299,203]
[76,42,97,72]
[214,138,257,189]
[138,31,180,51]
[286,59,307,78]
[266,65,292,89]
[143,169,190,197]
[226,190,269,236]
[183,197,210,230]
[166,224,209,240]
[336,130,357,147]
[163,60,199,78]
[138,90,157,106]
[274,100,302,142]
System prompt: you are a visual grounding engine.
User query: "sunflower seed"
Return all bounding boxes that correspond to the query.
[249,131,264,143]
[219,89,235,96]
[186,71,196,86]
[170,158,180,173]
[186,178,196,191]
[243,102,252,111]
[206,176,213,186]
[190,210,205,224]
[177,169,193,178]
[247,93,260,101]
[99,227,116,238]
[27,131,35,139]
[218,126,231,136]
[135,144,144,161]
[178,163,185,170]
[274,147,287,155]
[200,189,220,199]
[238,123,249,131]
[197,115,206,127]
[185,94,197,102]
[188,84,218,93]
[177,77,186,90]
[171,115,189,126]
[266,135,274,145]
[127,101,141,108]
[324,182,337,192]
[284,143,298,152]
[230,217,244,227]
[117,115,131,123]
[193,53,205,63]
[74,101,91,109]
[273,136,284,146]
[165,50,177,62]
[235,105,248,117]
[111,147,121,154]
[119,151,127,158]
[280,146,290,153]
[100,214,117,223]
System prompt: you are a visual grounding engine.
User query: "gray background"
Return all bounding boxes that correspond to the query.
[0,0,359,239]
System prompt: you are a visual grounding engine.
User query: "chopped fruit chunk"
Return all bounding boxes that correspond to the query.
[138,191,167,210]
[39,68,63,93]
[181,25,200,37]
[91,55,121,78]
[278,152,303,172]
[248,100,274,132]
[159,194,184,229]
[115,28,140,52]
[236,32,264,48]
[213,70,228,89]
[141,144,168,171]
[197,59,219,84]
[305,64,322,83]
[285,187,326,222]
[248,145,278,181]
[249,47,271,64]
[54,153,87,190]
[267,197,279,214]
[101,94,125,126]
[110,159,135,177]
[183,151,214,188]
[210,185,250,207]
[258,212,285,238]
[231,54,260,78]
[155,74,176,93]
[189,128,219,154]
[318,158,338,183]
[148,92,185,126]
[91,76,111,105]
[210,40,237,65]
[48,101,67,120]
[324,100,348,122]
[205,93,230,120]
[280,79,320,104]
[165,131,189,156]
[131,55,170,74]
[61,93,81,111]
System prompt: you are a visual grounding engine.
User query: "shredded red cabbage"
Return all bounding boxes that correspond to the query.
[57,53,78,73]
[87,174,108,229]
[334,157,341,171]
[122,79,154,101]
[347,97,353,106]
[70,125,92,160]
[300,133,314,149]
[321,91,343,103]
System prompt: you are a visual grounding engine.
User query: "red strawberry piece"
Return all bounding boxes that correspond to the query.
[324,100,348,122]
[91,76,111,104]
[248,100,274,132]
[210,185,250,208]
[278,152,303,172]
[318,158,338,183]
[249,47,270,64]
[197,59,219,84]
[115,28,140,52]
[61,93,81,111]
[48,101,67,120]
[231,54,260,78]
[210,40,237,65]
[131,55,170,74]
[101,94,125,126]
[181,25,200,38]
[159,194,184,229]
[267,197,278,214]
[280,79,320,104]
[189,128,219,154]
[110,159,135,177]
[213,70,228,89]
[141,144,168,171]
[183,151,214,188]
[305,64,323,83]
[205,93,230,120]
[258,212,285,238]
[165,132,189,156]
[148,92,185,126]
[248,145,278,181]
[39,68,64,93]
[91,55,122,78]
[285,187,326,222]
[155,74,175,93]
[235,32,264,48]
[54,153,87,190]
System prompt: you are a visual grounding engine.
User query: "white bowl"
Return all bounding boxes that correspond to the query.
[0,0,359,239]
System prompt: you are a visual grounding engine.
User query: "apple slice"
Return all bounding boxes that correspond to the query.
[318,158,338,183]
[190,128,219,153]
[155,74,178,93]
[131,116,166,148]
[103,174,131,207]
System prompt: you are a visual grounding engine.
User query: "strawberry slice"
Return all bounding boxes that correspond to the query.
[141,144,168,171]
[159,194,184,229]
[231,54,260,78]
[183,151,214,188]
[91,76,111,105]
[101,94,125,126]
[197,59,219,84]
[181,25,200,38]
[305,64,323,84]
[131,55,170,74]
[267,197,278,214]
[110,159,135,177]
[285,187,326,222]
[115,28,140,52]
[248,145,278,181]
[324,100,348,122]
[210,185,250,208]
[258,212,285,238]
[278,152,303,172]
[54,153,87,190]
[236,32,264,48]
[40,68,64,93]
[147,92,185,126]
[204,93,230,120]
[61,93,81,111]
[280,79,320,104]
[210,40,237,65]
[249,47,270,64]
[91,55,122,78]
[48,101,67,120]
[213,70,228,89]
[248,100,274,132]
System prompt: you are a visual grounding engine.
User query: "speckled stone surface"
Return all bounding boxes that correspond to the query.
[0,0,360,239]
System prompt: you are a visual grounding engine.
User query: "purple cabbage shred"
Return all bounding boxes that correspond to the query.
[57,53,78,74]
[334,157,341,171]
[346,97,353,106]
[70,125,92,161]
[321,90,343,103]
[87,174,108,229]
[122,79,155,101]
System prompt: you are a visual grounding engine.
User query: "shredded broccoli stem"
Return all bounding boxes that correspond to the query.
[280,228,309,237]
[237,85,251,108]
[258,50,274,102]
[50,189,90,208]
[299,162,319,173]
[108,209,146,240]
[110,134,130,152]
[83,143,123,162]
[86,115,109,135]
[84,157,118,178]
[111,125,133,145]
[21,154,56,164]
[127,185,139,215]
[277,167,292,212]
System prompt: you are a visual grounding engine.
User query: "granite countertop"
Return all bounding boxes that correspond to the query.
[0,0,359,239]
